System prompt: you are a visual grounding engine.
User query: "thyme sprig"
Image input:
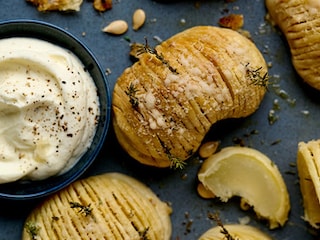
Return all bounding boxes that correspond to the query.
[69,202,93,217]
[208,213,238,240]
[160,140,187,170]
[169,155,187,170]
[245,63,270,89]
[25,221,40,240]
[132,221,150,240]
[159,139,187,169]
[136,38,178,74]
[125,83,139,109]
[139,227,150,240]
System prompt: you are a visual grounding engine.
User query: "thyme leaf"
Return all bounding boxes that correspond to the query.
[139,227,150,240]
[132,221,150,240]
[69,202,93,217]
[135,38,178,74]
[25,221,40,240]
[208,213,238,240]
[245,63,270,89]
[125,83,139,109]
[169,156,187,170]
[159,139,187,169]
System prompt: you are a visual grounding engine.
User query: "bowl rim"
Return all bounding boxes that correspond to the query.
[0,19,111,200]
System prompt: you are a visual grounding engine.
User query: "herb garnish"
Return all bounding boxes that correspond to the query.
[245,63,270,88]
[208,213,238,240]
[25,221,40,240]
[169,155,187,170]
[135,38,178,74]
[125,83,139,110]
[69,202,93,217]
[139,227,150,240]
[159,139,187,169]
[132,221,150,240]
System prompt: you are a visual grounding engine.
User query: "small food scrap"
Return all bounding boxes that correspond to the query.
[198,146,290,229]
[272,84,296,107]
[268,99,280,125]
[218,14,244,30]
[133,9,146,31]
[238,216,251,225]
[268,109,279,125]
[105,68,112,76]
[232,129,259,147]
[301,110,310,117]
[297,140,320,229]
[183,211,193,235]
[93,0,112,12]
[270,139,281,146]
[153,35,163,43]
[26,0,83,11]
[102,20,128,35]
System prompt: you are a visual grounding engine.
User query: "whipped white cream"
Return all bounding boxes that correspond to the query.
[0,37,100,183]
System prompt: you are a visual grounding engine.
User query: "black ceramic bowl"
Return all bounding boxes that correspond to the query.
[0,19,111,200]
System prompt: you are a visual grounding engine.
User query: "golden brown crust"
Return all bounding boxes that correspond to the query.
[22,173,172,240]
[266,0,320,90]
[112,26,268,168]
[27,0,83,11]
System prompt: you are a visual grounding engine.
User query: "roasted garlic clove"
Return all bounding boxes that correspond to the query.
[102,20,128,35]
[198,141,220,159]
[133,9,146,31]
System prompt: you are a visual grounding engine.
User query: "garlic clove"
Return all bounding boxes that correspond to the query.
[199,141,220,159]
[102,20,128,35]
[132,9,146,31]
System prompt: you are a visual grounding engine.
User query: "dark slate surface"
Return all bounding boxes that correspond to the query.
[1,0,320,239]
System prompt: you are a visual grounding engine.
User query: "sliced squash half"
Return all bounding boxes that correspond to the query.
[198,146,290,229]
